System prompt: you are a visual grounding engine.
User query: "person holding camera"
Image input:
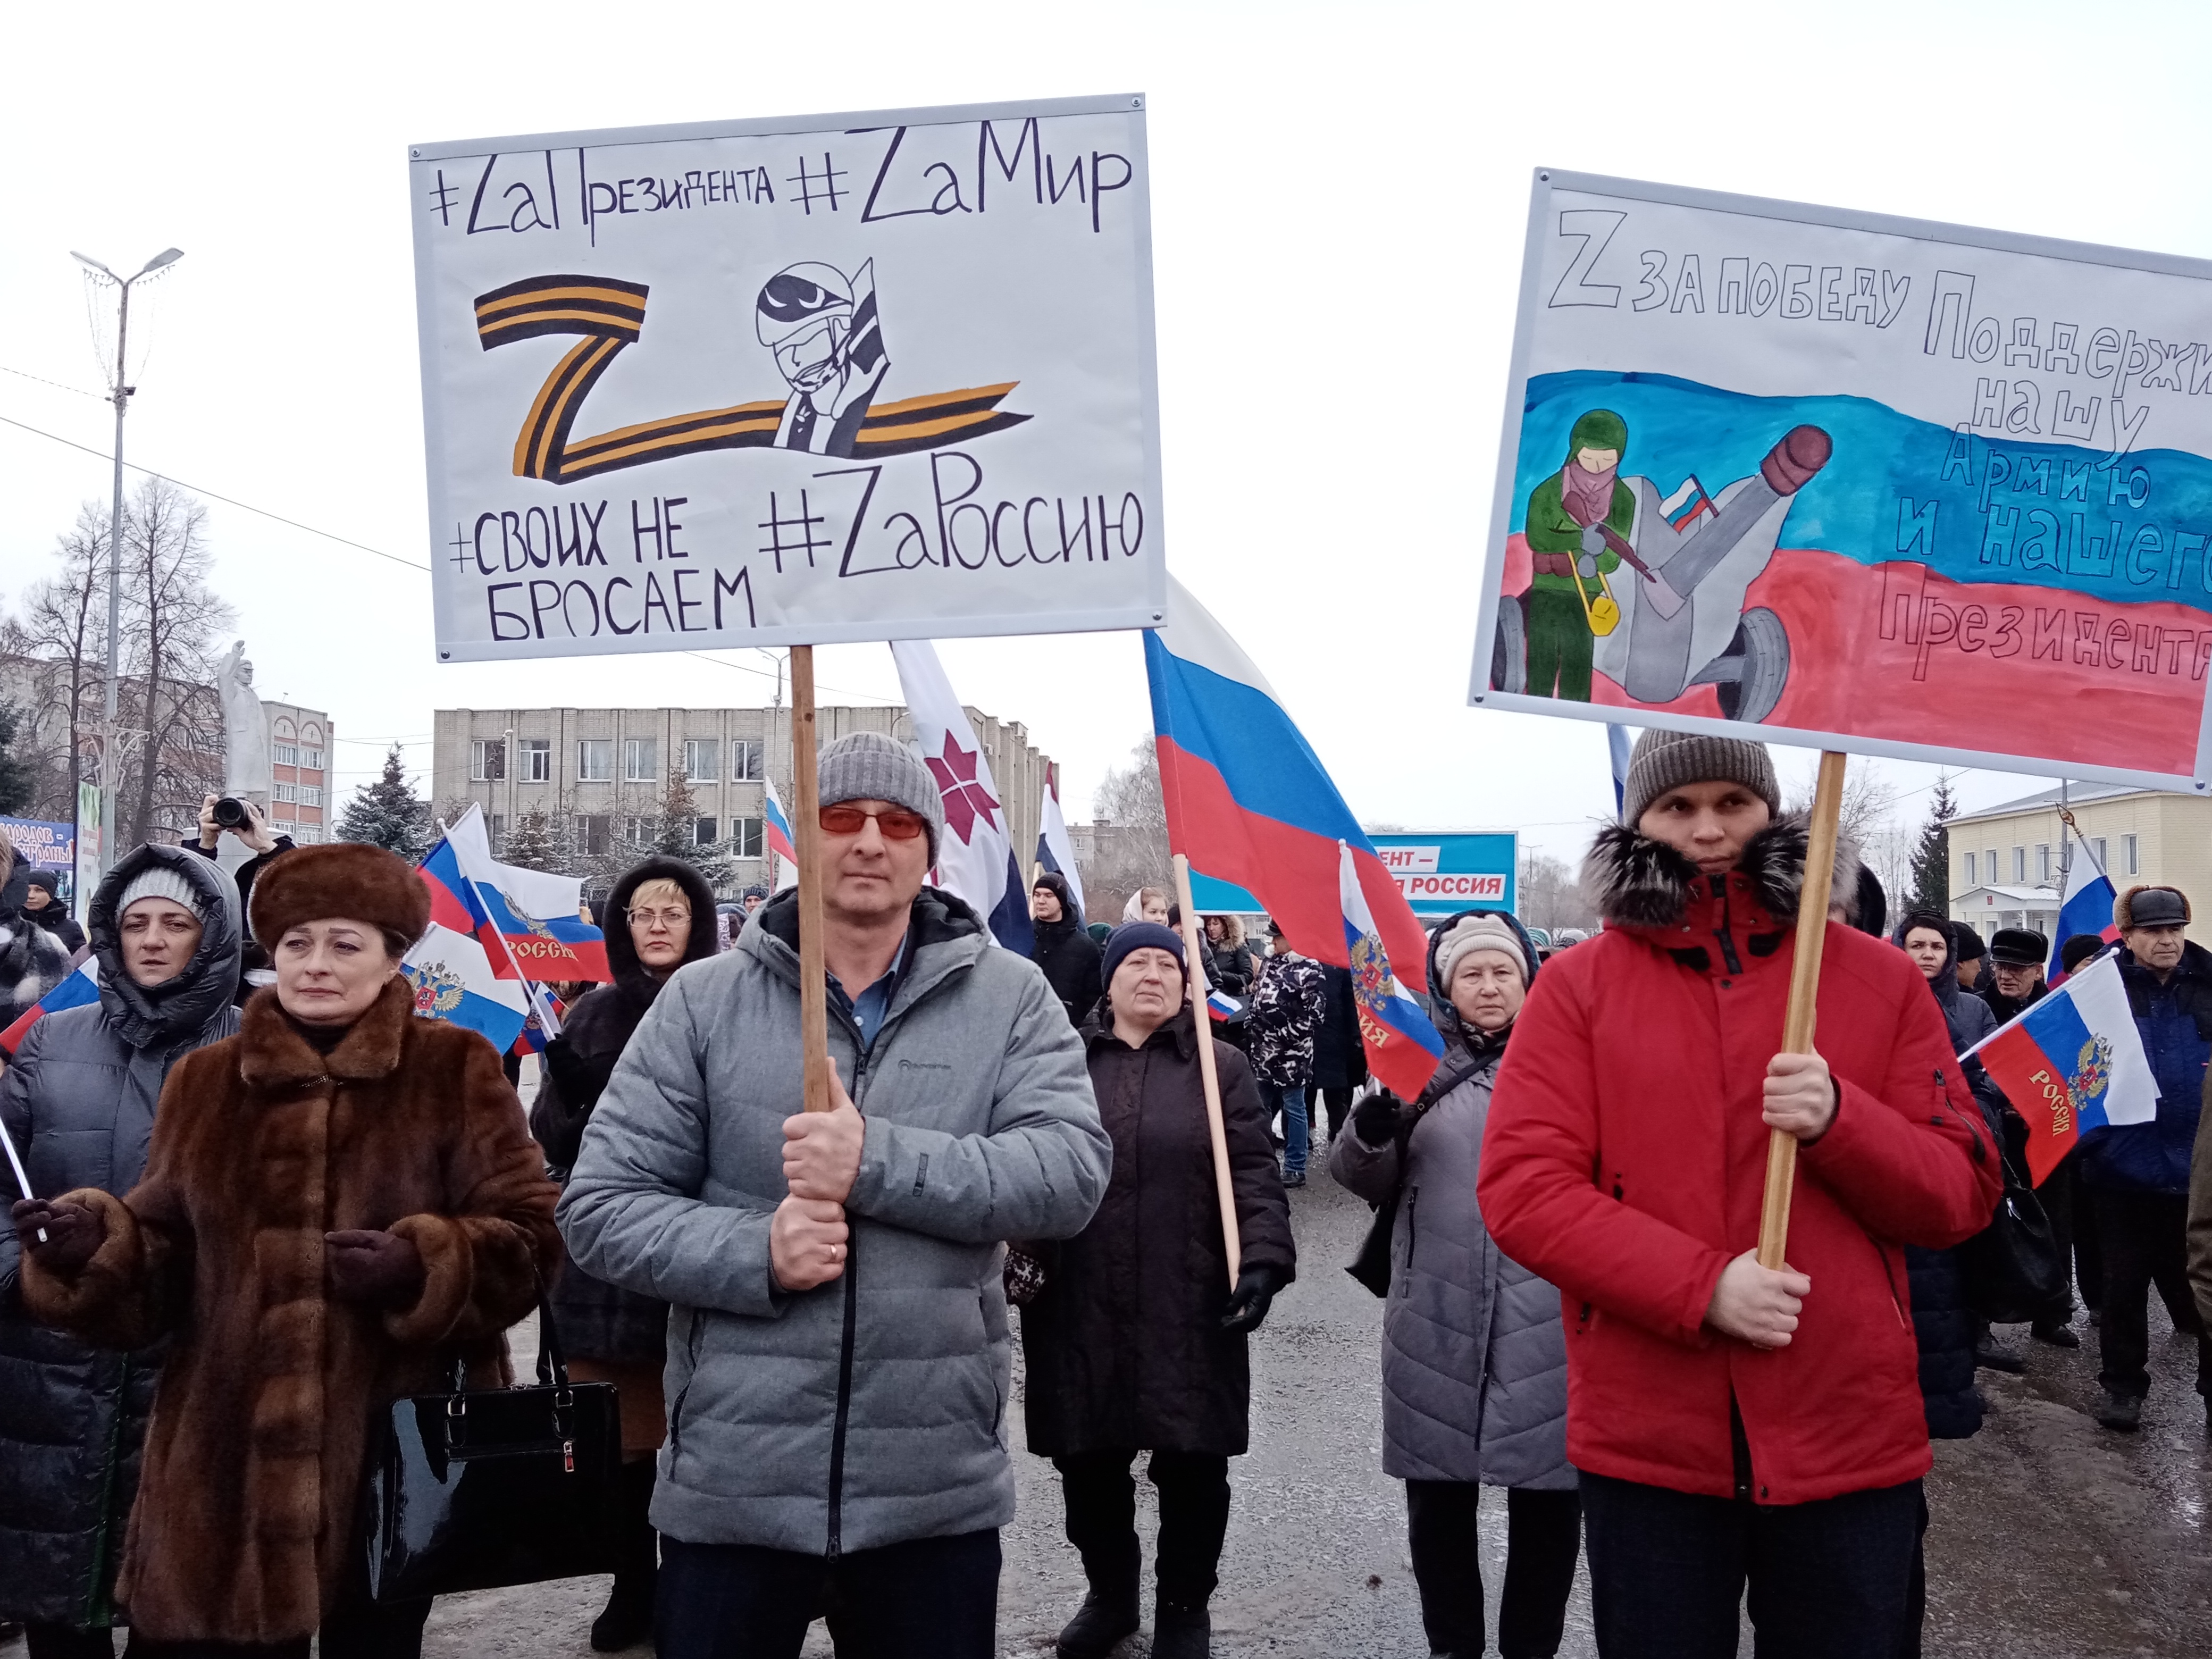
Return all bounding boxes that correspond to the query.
[181,795,294,1001]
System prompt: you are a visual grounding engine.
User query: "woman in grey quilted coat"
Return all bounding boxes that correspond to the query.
[1329,908,1580,1659]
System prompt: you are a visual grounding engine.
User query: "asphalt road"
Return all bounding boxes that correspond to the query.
[8,1147,2209,1657]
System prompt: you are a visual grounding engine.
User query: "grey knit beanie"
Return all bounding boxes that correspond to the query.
[817,730,945,862]
[1435,911,1530,988]
[1620,727,1781,827]
[115,865,210,924]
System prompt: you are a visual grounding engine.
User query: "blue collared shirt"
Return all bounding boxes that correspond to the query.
[828,931,911,1051]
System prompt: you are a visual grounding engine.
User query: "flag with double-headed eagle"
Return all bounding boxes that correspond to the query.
[1965,951,2157,1185]
[1337,839,1444,1100]
[890,640,1034,953]
[405,830,532,1053]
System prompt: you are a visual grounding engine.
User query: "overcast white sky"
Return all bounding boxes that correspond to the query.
[5,1,2209,865]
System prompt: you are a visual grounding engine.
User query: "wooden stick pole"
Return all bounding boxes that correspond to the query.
[1171,854,1243,1289]
[1756,749,1849,1269]
[790,646,834,1115]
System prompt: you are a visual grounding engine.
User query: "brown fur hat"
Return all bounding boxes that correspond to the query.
[249,843,430,953]
[2114,883,2190,932]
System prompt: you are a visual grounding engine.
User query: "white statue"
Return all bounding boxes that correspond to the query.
[216,641,270,795]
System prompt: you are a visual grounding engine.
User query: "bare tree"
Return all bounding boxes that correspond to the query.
[1085,736,1171,921]
[6,505,109,819]
[1518,850,1601,935]
[118,480,233,845]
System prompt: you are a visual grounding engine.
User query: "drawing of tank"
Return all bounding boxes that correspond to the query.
[1493,425,1831,722]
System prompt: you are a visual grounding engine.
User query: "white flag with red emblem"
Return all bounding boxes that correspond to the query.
[889,641,1035,953]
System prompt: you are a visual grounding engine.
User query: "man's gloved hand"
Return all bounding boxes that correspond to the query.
[325,1229,426,1305]
[1220,1264,1287,1334]
[1351,1090,1403,1147]
[12,1199,105,1272]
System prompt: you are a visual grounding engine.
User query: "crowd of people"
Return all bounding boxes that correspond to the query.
[2,726,2210,1658]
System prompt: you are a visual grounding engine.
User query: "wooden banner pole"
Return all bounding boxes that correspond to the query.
[1756,749,1849,1269]
[1171,854,1243,1289]
[790,645,833,1116]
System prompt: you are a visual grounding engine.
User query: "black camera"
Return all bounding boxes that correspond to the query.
[212,796,250,829]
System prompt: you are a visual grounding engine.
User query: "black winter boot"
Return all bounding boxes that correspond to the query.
[1055,1581,1140,1659]
[590,1457,659,1651]
[1151,1599,1211,1659]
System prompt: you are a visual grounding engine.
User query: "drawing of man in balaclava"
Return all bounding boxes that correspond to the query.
[1522,408,1631,701]
[755,260,891,457]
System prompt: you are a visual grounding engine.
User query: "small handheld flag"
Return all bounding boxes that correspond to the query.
[1968,953,2157,1185]
[1661,474,1717,531]
[0,961,101,1058]
[2049,839,2121,983]
[1338,840,1445,1100]
[763,774,799,890]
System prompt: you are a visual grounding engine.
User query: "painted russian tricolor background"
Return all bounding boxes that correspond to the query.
[1,961,100,1057]
[1970,953,2157,1184]
[1145,576,1431,994]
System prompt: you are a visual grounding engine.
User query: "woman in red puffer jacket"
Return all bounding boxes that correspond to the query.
[1478,730,2000,1659]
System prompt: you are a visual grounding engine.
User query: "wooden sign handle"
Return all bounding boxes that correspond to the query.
[1171,855,1243,1289]
[1756,749,1848,1268]
[790,645,834,1115]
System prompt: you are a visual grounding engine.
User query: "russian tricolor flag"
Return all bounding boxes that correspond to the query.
[408,837,533,1052]
[425,814,608,983]
[1145,574,1435,1063]
[1338,840,1445,1097]
[1,961,101,1058]
[1968,952,2157,1184]
[2049,840,2121,983]
[764,774,798,890]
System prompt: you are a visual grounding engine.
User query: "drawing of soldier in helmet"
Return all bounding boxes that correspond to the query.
[756,259,891,456]
[1522,408,1631,701]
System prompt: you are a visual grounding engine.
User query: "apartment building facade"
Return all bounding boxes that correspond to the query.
[432,703,1053,896]
[1946,781,2212,946]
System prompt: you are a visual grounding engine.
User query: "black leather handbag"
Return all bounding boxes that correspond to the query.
[360,1299,622,1602]
[1958,1151,2067,1325]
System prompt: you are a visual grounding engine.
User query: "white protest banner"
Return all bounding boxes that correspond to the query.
[1470,170,2212,793]
[410,95,1164,662]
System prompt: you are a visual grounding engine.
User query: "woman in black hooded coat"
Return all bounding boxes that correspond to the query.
[530,855,718,1652]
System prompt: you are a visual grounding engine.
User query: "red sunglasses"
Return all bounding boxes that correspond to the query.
[819,805,929,840]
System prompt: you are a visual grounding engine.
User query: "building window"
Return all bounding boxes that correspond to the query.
[1964,851,1978,887]
[2011,846,2025,883]
[693,816,717,846]
[471,740,506,782]
[624,739,657,782]
[732,739,764,781]
[732,816,764,858]
[297,825,323,845]
[273,781,296,803]
[2092,836,2109,873]
[1985,848,1997,884]
[273,742,299,767]
[2124,833,2140,875]
[577,740,613,782]
[299,786,321,807]
[683,738,718,782]
[301,748,323,771]
[2035,843,2051,884]
[521,739,550,782]
[574,814,611,856]
[488,814,506,853]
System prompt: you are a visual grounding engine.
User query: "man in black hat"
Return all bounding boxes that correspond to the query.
[1981,927,2048,1024]
[1950,920,1989,993]
[2088,885,2212,1432]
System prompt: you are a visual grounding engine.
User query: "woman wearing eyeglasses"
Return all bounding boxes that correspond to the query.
[531,857,719,1652]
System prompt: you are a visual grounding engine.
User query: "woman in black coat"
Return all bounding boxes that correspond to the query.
[530,856,717,1652]
[0,844,240,1658]
[1022,922,1295,1659]
[1029,871,1102,1026]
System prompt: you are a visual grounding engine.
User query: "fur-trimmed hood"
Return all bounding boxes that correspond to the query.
[1580,814,1862,932]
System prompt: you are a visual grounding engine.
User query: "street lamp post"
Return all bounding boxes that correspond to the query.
[73,247,183,879]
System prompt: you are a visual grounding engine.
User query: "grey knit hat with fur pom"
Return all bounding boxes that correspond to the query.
[1620,728,1781,828]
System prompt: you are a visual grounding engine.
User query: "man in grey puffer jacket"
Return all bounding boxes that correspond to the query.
[559,731,1110,1659]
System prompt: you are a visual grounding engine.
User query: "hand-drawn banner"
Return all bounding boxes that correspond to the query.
[1469,170,2212,792]
[410,95,1164,660]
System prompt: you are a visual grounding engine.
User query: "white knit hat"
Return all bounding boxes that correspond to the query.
[1435,912,1529,988]
[115,865,209,924]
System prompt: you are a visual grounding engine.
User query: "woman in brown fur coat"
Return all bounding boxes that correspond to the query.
[10,843,560,1658]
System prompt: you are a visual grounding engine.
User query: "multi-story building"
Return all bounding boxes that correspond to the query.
[432,703,1053,897]
[1946,781,2212,946]
[260,702,333,845]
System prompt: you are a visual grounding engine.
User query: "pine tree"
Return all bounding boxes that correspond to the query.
[614,767,733,892]
[499,807,567,874]
[337,744,433,861]
[0,703,33,815]
[1907,773,1957,916]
